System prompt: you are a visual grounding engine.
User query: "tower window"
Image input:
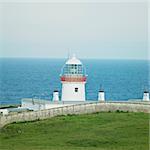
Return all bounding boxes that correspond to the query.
[75,88,78,92]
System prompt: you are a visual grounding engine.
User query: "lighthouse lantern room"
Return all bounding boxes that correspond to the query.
[60,54,87,101]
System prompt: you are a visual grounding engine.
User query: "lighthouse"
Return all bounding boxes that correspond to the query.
[60,54,87,102]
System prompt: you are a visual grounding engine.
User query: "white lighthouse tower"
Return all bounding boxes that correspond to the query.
[60,54,87,102]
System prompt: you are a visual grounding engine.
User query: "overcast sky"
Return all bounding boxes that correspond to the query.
[0,0,148,59]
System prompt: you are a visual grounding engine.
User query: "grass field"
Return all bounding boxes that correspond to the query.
[0,112,149,150]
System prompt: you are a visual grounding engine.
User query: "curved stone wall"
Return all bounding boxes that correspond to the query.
[0,102,150,128]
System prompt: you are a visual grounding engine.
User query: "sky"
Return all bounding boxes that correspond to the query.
[0,0,148,59]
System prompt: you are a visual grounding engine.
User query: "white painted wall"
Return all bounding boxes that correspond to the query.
[45,104,72,109]
[21,101,46,111]
[61,82,86,101]
[0,109,9,115]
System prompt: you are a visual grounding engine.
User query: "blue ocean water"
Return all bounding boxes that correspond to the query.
[0,58,149,105]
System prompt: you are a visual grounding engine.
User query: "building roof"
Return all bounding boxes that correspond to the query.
[66,54,82,65]
[22,98,51,104]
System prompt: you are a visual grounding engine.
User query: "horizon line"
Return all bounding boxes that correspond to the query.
[0,56,149,61]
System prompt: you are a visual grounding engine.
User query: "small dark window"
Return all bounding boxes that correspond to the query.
[75,88,78,92]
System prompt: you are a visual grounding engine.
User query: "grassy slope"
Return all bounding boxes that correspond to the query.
[0,112,149,150]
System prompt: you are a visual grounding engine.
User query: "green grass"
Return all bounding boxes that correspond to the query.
[0,112,149,150]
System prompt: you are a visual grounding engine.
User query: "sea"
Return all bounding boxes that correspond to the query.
[0,58,149,105]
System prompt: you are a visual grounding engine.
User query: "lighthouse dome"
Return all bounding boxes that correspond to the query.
[61,54,86,76]
[66,54,82,65]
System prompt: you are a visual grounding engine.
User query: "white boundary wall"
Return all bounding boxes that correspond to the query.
[0,102,150,128]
